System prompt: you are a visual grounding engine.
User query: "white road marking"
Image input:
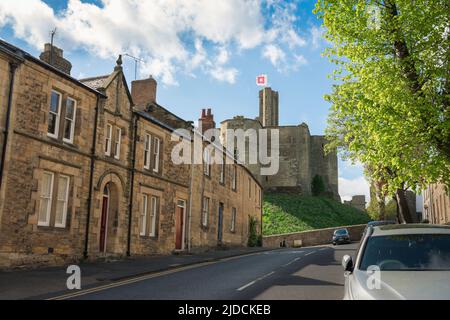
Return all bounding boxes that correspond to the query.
[237,280,257,291]
[237,271,275,291]
[282,256,303,267]
[48,250,275,300]
[305,251,316,256]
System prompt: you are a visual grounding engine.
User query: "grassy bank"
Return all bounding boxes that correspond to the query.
[263,193,371,236]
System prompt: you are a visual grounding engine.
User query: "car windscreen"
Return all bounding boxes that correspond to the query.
[359,234,450,271]
[334,229,348,235]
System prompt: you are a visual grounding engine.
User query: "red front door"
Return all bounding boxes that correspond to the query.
[175,205,184,250]
[100,196,109,252]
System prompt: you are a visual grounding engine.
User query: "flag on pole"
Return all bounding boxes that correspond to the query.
[256,74,267,87]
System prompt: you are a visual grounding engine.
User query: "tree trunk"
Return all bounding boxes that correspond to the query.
[378,199,386,221]
[395,189,414,223]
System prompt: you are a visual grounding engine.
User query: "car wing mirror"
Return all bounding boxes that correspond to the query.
[342,255,354,272]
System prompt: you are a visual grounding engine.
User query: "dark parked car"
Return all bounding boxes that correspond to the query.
[332,228,351,245]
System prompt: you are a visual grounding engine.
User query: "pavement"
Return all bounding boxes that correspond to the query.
[0,246,271,300]
[41,243,357,300]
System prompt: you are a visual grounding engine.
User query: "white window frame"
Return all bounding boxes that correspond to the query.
[47,91,62,139]
[38,171,54,227]
[149,196,158,237]
[55,175,70,228]
[62,97,77,144]
[203,149,211,176]
[153,137,161,172]
[105,124,112,156]
[232,165,237,190]
[114,127,122,160]
[202,197,209,227]
[140,194,148,236]
[231,208,237,232]
[144,133,151,169]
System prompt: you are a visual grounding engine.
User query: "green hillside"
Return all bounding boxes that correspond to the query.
[263,193,371,236]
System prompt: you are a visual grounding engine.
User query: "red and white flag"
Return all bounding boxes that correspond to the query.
[256,74,267,87]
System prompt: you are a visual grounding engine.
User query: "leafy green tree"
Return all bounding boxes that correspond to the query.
[311,174,326,196]
[315,0,450,222]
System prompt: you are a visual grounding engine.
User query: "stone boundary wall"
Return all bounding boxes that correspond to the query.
[263,224,367,248]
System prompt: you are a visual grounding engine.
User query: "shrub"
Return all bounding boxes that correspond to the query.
[311,175,325,196]
[247,216,259,247]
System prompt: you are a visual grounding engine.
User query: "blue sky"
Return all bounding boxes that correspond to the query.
[0,0,368,201]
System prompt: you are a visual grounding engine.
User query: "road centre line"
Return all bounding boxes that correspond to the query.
[237,271,275,291]
[48,251,271,300]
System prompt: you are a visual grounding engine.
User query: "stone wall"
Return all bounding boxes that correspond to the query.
[0,58,97,268]
[262,224,367,248]
[344,195,366,212]
[423,183,450,224]
[189,134,262,251]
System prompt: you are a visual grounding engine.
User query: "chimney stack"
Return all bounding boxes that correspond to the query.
[199,108,216,134]
[131,76,157,107]
[39,43,72,75]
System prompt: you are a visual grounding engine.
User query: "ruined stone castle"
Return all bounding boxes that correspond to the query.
[217,87,339,199]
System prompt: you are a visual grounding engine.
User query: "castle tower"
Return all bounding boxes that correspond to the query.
[259,87,279,127]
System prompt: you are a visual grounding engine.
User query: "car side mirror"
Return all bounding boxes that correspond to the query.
[342,255,354,272]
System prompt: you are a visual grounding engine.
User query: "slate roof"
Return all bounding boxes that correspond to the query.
[79,75,110,90]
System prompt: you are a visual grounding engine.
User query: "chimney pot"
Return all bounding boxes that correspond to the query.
[199,108,215,134]
[131,76,158,107]
[39,43,72,75]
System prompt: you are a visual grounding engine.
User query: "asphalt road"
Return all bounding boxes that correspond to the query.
[52,243,358,300]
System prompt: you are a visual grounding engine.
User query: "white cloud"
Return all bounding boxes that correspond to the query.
[293,54,308,67]
[209,66,239,84]
[310,25,325,49]
[0,0,312,84]
[339,176,371,203]
[262,44,286,68]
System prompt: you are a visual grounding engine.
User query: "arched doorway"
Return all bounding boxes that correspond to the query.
[99,182,119,253]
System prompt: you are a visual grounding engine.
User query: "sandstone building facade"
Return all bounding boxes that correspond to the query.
[0,40,262,268]
[423,183,450,225]
[219,87,339,199]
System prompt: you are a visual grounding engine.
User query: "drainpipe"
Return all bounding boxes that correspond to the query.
[126,113,138,256]
[187,129,195,252]
[0,62,19,189]
[84,95,101,259]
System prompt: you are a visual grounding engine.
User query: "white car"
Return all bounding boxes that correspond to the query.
[342,224,450,300]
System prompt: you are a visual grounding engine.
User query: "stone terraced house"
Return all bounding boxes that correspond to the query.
[0,40,262,268]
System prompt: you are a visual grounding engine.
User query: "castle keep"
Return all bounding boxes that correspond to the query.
[220,87,339,199]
